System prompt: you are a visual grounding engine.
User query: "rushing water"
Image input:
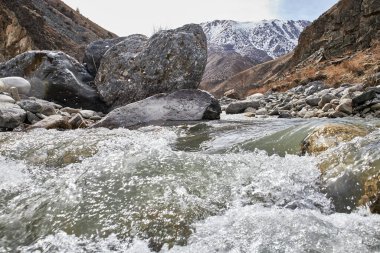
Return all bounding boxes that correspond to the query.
[0,114,379,252]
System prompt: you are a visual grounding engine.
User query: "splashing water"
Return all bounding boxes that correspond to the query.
[0,117,379,252]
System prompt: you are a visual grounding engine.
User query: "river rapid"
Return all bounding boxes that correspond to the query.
[0,114,380,252]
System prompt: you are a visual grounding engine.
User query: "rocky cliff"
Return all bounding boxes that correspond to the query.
[0,0,115,61]
[215,0,380,97]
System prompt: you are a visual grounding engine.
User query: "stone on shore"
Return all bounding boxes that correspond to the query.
[93,89,221,129]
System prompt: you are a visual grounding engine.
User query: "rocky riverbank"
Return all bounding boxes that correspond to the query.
[223,80,380,119]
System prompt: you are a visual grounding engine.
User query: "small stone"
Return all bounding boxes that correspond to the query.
[26,111,41,124]
[69,114,88,129]
[27,115,71,130]
[255,108,268,115]
[80,110,97,119]
[336,99,353,115]
[61,107,81,114]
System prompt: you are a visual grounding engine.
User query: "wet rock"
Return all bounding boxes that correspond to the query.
[95,24,207,108]
[301,123,368,155]
[336,99,353,115]
[69,113,88,129]
[83,37,127,77]
[0,94,15,103]
[93,89,221,129]
[0,51,107,112]
[0,76,31,95]
[27,115,71,130]
[226,100,260,114]
[17,99,56,116]
[0,102,26,129]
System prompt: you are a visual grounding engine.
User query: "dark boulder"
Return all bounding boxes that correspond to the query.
[95,24,208,108]
[83,37,127,77]
[93,89,221,129]
[352,90,377,107]
[0,51,107,112]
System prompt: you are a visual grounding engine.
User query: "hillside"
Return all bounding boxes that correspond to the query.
[0,0,116,61]
[215,0,380,97]
[199,19,310,92]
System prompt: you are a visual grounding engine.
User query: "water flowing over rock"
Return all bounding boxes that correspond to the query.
[93,89,221,129]
[95,24,208,108]
[0,51,107,112]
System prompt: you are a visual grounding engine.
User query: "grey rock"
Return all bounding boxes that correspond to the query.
[226,100,260,114]
[0,51,107,112]
[371,103,380,111]
[255,108,268,115]
[83,37,127,77]
[95,24,207,108]
[17,99,56,116]
[26,111,41,124]
[93,89,221,129]
[319,93,336,108]
[0,77,31,95]
[79,110,97,119]
[0,94,15,103]
[336,99,353,115]
[0,102,26,129]
[305,96,321,106]
[352,90,377,107]
[304,81,326,96]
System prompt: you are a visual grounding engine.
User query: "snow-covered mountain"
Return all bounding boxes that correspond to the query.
[201,19,311,61]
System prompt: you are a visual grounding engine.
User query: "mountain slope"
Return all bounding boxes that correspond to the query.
[0,0,116,61]
[199,19,310,93]
[216,0,380,98]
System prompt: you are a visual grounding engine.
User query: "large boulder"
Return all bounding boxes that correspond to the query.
[93,89,221,129]
[0,51,107,112]
[83,37,127,77]
[95,24,208,108]
[0,102,26,129]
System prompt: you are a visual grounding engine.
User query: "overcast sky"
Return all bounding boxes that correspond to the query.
[63,0,338,36]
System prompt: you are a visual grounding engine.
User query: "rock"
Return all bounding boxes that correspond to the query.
[0,94,15,103]
[26,111,40,124]
[68,113,88,129]
[244,112,255,117]
[223,89,240,100]
[247,93,264,100]
[0,102,26,129]
[17,99,56,116]
[60,107,81,114]
[336,98,353,115]
[371,103,380,111]
[278,110,292,118]
[9,87,21,101]
[83,37,127,77]
[0,77,31,95]
[301,123,368,155]
[244,107,256,113]
[322,103,333,112]
[319,93,336,108]
[225,100,260,114]
[0,51,107,112]
[79,110,97,119]
[304,81,326,96]
[93,89,221,129]
[304,110,317,118]
[329,111,348,118]
[27,115,71,130]
[371,193,380,214]
[255,108,268,116]
[95,24,207,108]
[352,90,377,107]
[305,96,321,106]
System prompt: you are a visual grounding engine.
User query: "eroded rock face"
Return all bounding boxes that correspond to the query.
[301,123,368,155]
[93,89,221,129]
[95,24,208,108]
[0,51,107,112]
[0,0,115,61]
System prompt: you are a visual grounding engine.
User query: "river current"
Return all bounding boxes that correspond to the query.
[0,114,379,252]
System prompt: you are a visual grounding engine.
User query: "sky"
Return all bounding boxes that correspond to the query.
[63,0,338,36]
